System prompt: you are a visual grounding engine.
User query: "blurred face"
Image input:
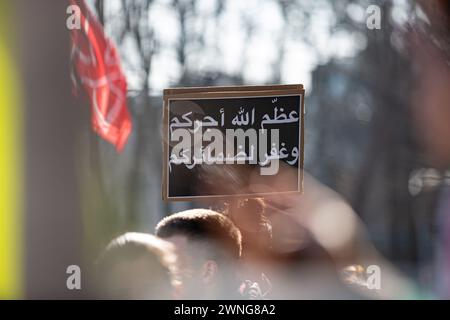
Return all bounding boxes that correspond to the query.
[165,235,214,298]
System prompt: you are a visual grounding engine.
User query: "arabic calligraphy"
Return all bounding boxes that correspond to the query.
[168,96,301,176]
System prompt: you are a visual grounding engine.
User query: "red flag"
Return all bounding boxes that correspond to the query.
[70,0,132,152]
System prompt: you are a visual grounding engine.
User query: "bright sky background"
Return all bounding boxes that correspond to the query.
[90,0,410,95]
[145,0,363,94]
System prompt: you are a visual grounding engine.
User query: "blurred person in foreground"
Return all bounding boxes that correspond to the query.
[155,209,260,299]
[409,0,450,298]
[254,167,417,299]
[96,232,178,299]
[224,195,365,299]
[195,165,393,298]
[199,161,416,298]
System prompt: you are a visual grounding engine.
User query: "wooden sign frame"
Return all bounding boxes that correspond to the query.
[162,84,305,201]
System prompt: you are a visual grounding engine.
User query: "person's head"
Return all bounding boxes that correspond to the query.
[96,232,178,299]
[155,209,242,299]
[226,198,272,259]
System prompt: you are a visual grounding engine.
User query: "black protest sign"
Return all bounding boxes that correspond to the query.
[162,84,305,201]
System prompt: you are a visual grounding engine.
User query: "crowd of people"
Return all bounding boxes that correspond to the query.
[91,0,450,300]
[93,197,380,299]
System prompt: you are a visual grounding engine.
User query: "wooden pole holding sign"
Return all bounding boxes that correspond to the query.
[162,84,305,201]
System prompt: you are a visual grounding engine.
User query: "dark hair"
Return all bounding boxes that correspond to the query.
[155,209,242,262]
[235,197,267,215]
